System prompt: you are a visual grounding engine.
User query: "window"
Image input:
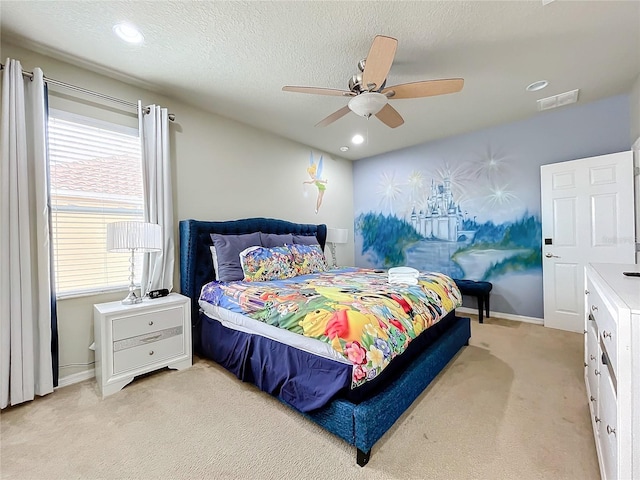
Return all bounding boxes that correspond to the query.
[48,110,143,297]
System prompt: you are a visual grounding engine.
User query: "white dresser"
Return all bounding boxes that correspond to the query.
[584,263,640,480]
[94,293,192,398]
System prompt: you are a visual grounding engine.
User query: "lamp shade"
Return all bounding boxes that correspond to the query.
[107,221,162,253]
[326,228,348,244]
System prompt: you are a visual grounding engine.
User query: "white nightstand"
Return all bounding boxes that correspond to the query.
[93,293,192,398]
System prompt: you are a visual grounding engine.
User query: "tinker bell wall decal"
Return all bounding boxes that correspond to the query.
[303,152,327,214]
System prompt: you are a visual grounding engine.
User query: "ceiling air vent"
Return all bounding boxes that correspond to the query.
[537,89,580,111]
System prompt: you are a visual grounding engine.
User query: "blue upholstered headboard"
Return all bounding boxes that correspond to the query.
[179,217,327,325]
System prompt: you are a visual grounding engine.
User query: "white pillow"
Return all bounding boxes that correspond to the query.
[210,245,219,280]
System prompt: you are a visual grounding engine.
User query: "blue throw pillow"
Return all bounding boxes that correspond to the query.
[210,232,262,282]
[259,232,294,248]
[292,234,319,246]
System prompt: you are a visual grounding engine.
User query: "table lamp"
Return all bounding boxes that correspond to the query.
[326,228,348,268]
[107,221,162,304]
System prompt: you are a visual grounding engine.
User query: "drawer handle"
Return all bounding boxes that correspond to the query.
[595,369,600,376]
[590,354,596,361]
[148,321,154,326]
[591,305,598,312]
[584,362,588,367]
[142,334,162,343]
[602,331,612,339]
[585,289,590,295]
[588,313,595,322]
[149,350,154,356]
[590,395,595,402]
[595,416,601,423]
[606,425,616,436]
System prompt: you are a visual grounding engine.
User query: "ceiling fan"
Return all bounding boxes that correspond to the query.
[282,35,464,129]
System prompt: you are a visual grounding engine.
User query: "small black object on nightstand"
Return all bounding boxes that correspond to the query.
[148,288,170,299]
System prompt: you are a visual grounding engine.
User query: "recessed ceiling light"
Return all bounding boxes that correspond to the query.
[526,80,549,92]
[339,146,349,152]
[352,134,364,145]
[113,22,144,44]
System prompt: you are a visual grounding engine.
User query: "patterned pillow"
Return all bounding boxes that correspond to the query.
[288,243,329,276]
[239,246,297,282]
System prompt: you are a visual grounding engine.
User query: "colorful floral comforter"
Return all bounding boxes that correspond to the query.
[200,268,462,388]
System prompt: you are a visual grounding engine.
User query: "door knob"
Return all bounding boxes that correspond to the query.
[545,253,560,258]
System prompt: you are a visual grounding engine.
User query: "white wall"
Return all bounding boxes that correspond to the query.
[2,41,354,383]
[631,73,640,144]
[631,74,640,262]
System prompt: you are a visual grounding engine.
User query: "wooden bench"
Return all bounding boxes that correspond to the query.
[453,279,493,323]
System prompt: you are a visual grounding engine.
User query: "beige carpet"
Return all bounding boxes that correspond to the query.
[1,317,599,480]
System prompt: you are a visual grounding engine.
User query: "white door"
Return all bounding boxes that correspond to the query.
[541,151,635,332]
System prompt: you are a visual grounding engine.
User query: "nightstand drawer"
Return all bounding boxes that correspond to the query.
[112,306,183,341]
[113,326,183,352]
[113,334,185,375]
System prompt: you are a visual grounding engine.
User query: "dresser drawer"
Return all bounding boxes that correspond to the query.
[588,287,618,375]
[586,321,599,400]
[598,364,618,480]
[113,334,185,375]
[112,306,184,341]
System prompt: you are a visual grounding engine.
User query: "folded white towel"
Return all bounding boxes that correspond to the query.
[388,266,420,285]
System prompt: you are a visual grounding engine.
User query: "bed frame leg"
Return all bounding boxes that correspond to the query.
[356,448,370,467]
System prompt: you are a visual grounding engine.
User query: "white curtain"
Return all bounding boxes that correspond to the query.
[0,59,54,408]
[138,102,174,294]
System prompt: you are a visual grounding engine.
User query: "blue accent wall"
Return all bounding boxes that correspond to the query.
[353,95,631,318]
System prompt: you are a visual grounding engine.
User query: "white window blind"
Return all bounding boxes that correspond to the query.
[48,110,144,296]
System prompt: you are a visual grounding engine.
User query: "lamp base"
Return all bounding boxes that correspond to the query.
[329,242,338,269]
[121,290,143,305]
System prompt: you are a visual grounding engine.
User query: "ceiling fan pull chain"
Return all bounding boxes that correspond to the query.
[366,118,370,146]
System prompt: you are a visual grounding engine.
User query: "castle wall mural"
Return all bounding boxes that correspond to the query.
[353,94,631,319]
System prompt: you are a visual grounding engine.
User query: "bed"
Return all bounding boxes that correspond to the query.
[179,217,471,466]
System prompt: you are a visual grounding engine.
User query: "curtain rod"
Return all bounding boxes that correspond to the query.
[0,63,176,121]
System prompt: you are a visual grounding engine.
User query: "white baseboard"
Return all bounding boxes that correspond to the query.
[56,369,95,389]
[456,306,544,325]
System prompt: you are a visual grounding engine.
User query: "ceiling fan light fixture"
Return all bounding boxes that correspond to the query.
[348,92,387,117]
[352,134,364,145]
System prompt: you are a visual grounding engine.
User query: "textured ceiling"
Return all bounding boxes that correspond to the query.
[2,1,639,160]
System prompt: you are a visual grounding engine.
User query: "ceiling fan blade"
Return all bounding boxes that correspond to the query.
[361,35,398,92]
[282,86,355,97]
[375,103,404,128]
[315,105,351,127]
[382,78,464,99]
